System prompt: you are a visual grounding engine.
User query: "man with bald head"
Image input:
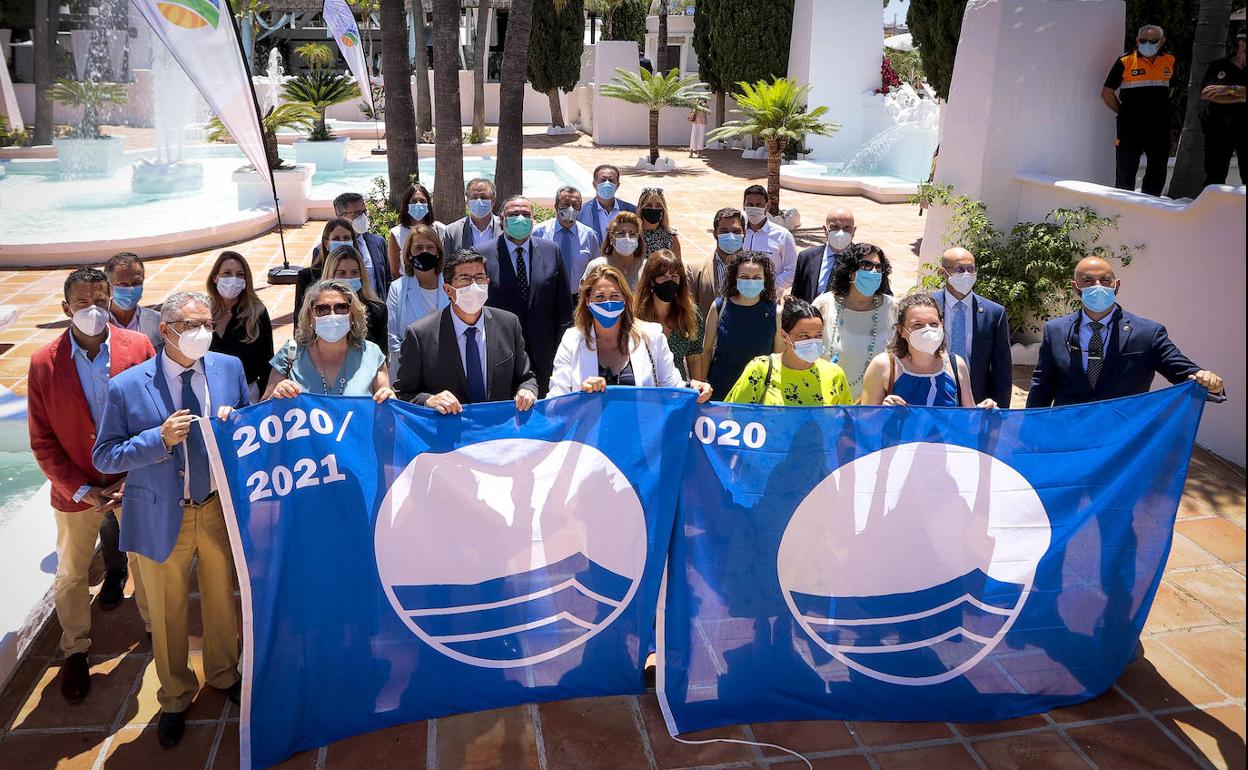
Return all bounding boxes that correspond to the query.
[793,207,856,302]
[932,247,1012,406]
[1027,256,1225,407]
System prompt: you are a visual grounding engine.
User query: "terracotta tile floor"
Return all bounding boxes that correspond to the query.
[1,131,1244,768]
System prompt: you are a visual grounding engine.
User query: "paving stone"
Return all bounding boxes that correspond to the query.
[634,693,756,768]
[1144,580,1224,634]
[1116,639,1226,710]
[972,731,1091,770]
[872,743,979,769]
[749,719,857,755]
[1048,687,1137,724]
[846,720,952,746]
[1159,705,1247,770]
[11,651,144,730]
[324,720,429,768]
[1162,627,1248,699]
[1175,519,1247,564]
[1067,717,1205,769]
[0,729,108,769]
[953,714,1049,737]
[435,705,541,770]
[99,724,217,768]
[538,697,650,770]
[1167,568,1247,623]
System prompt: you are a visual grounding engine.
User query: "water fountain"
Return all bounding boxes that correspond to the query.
[131,43,205,194]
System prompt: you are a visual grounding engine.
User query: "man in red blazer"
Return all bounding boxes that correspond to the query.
[27,267,155,703]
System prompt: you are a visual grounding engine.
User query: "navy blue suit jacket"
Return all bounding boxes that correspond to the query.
[1026,307,1221,407]
[792,246,826,303]
[933,289,1013,406]
[577,198,637,243]
[477,235,573,392]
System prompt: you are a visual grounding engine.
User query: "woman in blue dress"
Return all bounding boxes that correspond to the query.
[860,292,998,409]
[702,251,784,401]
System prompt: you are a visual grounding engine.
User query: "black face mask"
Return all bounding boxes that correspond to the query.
[411,251,439,273]
[652,280,681,303]
[640,208,664,225]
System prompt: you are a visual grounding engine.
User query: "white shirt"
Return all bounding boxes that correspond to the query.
[470,218,496,248]
[742,219,798,289]
[533,218,602,293]
[451,309,488,383]
[818,245,846,296]
[943,290,975,361]
[595,198,622,239]
[159,352,215,497]
[1079,308,1116,372]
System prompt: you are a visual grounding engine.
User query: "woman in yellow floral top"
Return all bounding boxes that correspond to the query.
[725,297,853,406]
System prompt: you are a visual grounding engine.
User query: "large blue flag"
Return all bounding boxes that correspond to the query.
[658,383,1207,734]
[207,389,698,770]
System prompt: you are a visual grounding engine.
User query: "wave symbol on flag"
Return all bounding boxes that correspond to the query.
[778,442,1051,686]
[156,0,220,29]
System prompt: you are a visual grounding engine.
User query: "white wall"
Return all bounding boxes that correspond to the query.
[319,72,565,126]
[590,41,695,147]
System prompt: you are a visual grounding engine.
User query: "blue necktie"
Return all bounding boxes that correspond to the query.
[558,227,576,287]
[180,370,211,503]
[950,302,968,363]
[464,327,487,404]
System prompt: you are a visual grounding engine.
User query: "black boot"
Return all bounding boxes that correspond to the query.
[60,652,91,703]
[157,711,186,748]
[97,569,127,611]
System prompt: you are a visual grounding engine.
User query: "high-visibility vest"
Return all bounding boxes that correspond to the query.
[1118,52,1175,90]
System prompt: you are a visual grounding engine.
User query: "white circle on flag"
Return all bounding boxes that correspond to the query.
[375,438,647,668]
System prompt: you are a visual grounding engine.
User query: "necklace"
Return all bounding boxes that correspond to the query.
[835,295,882,390]
[312,345,348,395]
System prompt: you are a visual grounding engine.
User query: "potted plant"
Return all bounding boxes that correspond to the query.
[600,67,708,171]
[284,42,361,171]
[208,102,321,224]
[46,78,129,175]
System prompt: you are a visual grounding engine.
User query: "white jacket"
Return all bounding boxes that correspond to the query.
[547,319,686,396]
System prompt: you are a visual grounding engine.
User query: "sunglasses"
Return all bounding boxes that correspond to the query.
[856,260,883,272]
[313,302,352,317]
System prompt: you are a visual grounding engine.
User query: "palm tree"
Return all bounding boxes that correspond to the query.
[431,0,466,223]
[495,0,535,202]
[601,68,709,165]
[1166,0,1233,199]
[207,103,317,171]
[46,79,129,139]
[411,0,433,137]
[33,0,56,144]
[471,0,492,143]
[655,0,669,73]
[381,0,420,209]
[282,70,361,141]
[707,78,839,213]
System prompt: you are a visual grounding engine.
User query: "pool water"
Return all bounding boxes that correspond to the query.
[304,157,583,202]
[0,451,45,531]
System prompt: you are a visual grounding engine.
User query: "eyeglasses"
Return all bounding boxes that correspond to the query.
[450,274,490,288]
[856,260,883,273]
[170,320,215,332]
[641,187,664,195]
[313,302,352,317]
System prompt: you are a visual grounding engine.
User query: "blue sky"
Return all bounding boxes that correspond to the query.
[884,0,910,25]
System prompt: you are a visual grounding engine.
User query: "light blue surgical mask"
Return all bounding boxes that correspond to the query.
[468,198,493,219]
[327,238,354,253]
[111,284,143,311]
[854,269,883,297]
[793,338,826,364]
[596,180,618,200]
[1138,41,1160,57]
[717,232,744,254]
[341,278,363,293]
[1081,284,1117,314]
[588,300,625,328]
[736,278,765,299]
[505,214,534,240]
[407,202,429,221]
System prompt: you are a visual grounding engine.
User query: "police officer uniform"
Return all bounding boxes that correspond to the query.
[1104,49,1175,195]
[1200,41,1246,186]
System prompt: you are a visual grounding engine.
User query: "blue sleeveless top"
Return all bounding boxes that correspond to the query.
[890,355,961,407]
[707,297,776,401]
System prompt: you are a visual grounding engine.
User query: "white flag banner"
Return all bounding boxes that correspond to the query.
[130,0,272,190]
[322,0,372,106]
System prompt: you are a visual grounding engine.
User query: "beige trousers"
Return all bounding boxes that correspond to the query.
[53,507,150,656]
[134,495,240,713]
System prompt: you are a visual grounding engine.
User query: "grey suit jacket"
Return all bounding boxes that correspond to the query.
[125,306,163,351]
[441,215,503,256]
[395,306,538,406]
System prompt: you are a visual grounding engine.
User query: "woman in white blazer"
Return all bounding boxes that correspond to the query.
[548,264,712,401]
[386,223,450,378]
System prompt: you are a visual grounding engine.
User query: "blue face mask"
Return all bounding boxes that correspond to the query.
[468,198,493,219]
[854,269,883,297]
[588,300,625,328]
[596,180,618,200]
[327,238,354,253]
[1081,284,1117,314]
[1138,41,1160,57]
[111,284,143,311]
[717,232,744,254]
[341,278,364,293]
[736,278,765,299]
[407,202,429,221]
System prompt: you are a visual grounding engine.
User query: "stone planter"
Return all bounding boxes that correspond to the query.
[634,156,677,172]
[768,208,801,231]
[232,163,315,225]
[52,135,127,176]
[293,136,349,172]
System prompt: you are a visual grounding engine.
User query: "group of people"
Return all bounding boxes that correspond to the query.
[26,164,1227,750]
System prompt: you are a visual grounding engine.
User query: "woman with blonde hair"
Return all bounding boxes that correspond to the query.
[634,249,704,380]
[385,223,449,377]
[581,211,645,290]
[637,187,681,259]
[206,250,274,400]
[548,264,711,401]
[264,279,393,402]
[322,245,388,351]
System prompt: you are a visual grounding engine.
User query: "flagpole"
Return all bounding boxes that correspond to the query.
[225,0,299,285]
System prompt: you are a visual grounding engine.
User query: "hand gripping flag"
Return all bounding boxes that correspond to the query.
[206,389,698,769]
[658,383,1207,733]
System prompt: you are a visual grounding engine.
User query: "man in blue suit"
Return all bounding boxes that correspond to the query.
[93,290,250,749]
[478,195,573,394]
[577,164,637,243]
[931,247,1013,406]
[1027,256,1226,407]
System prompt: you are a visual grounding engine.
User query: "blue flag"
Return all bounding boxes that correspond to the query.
[206,389,697,770]
[658,383,1206,734]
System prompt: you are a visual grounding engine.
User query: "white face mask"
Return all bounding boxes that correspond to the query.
[558,206,579,223]
[216,276,246,299]
[72,305,110,337]
[792,338,826,364]
[453,282,489,314]
[172,325,213,360]
[315,314,351,343]
[744,206,767,225]
[907,326,945,355]
[947,271,977,296]
[351,214,370,235]
[613,235,639,256]
[826,228,853,251]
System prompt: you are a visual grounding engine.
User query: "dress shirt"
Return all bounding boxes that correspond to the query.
[742,219,798,288]
[943,290,974,362]
[70,330,111,502]
[818,245,846,296]
[121,310,142,333]
[354,235,375,286]
[595,199,622,238]
[504,237,532,279]
[470,218,496,248]
[451,310,488,383]
[534,218,600,292]
[160,352,215,497]
[1078,307,1116,372]
[713,253,728,292]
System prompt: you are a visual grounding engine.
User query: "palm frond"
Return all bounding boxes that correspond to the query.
[705,77,839,145]
[600,67,710,111]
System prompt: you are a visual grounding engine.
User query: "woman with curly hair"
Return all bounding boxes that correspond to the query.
[811,242,898,400]
[702,250,785,401]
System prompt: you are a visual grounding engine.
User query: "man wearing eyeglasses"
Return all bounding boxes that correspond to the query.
[395,249,538,414]
[1101,24,1175,196]
[93,291,250,749]
[931,247,1013,407]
